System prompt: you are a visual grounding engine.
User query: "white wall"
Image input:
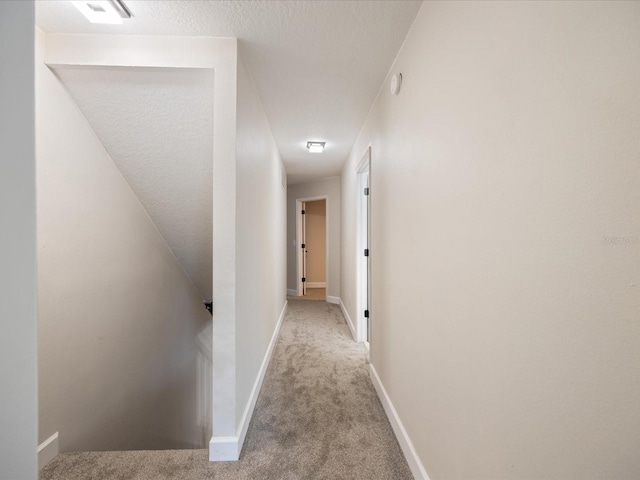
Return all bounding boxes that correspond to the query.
[36,29,212,452]
[36,30,282,463]
[0,2,38,479]
[341,1,640,478]
[287,177,340,299]
[235,54,287,430]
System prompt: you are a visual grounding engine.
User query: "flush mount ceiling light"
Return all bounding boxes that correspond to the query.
[72,0,131,24]
[306,142,325,153]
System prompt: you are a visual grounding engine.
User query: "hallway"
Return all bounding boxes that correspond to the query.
[39,300,412,480]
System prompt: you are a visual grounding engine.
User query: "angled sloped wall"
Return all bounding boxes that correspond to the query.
[36,29,212,452]
[51,66,214,300]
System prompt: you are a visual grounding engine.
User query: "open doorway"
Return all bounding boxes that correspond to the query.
[357,148,371,348]
[297,197,327,301]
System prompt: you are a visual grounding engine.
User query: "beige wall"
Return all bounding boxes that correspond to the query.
[235,54,287,428]
[36,29,211,452]
[304,200,326,284]
[0,2,38,478]
[287,177,340,299]
[341,1,640,478]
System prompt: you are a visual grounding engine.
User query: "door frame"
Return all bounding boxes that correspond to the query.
[296,195,329,297]
[356,147,371,345]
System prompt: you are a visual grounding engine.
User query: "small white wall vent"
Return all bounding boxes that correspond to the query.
[390,73,402,96]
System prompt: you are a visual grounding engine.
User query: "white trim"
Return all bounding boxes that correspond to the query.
[326,296,340,305]
[45,33,236,70]
[370,365,430,480]
[296,195,329,297]
[209,301,288,461]
[286,289,298,297]
[356,145,372,172]
[339,298,357,341]
[356,147,371,344]
[306,282,326,288]
[38,432,59,470]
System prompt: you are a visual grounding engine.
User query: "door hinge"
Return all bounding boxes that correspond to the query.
[301,209,306,214]
[364,187,369,196]
[364,248,369,257]
[301,243,306,248]
[302,277,306,282]
[364,310,369,318]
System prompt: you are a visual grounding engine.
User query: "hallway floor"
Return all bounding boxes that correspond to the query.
[40,300,412,480]
[291,287,326,301]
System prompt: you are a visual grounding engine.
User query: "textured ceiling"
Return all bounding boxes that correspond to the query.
[37,0,422,184]
[52,66,214,299]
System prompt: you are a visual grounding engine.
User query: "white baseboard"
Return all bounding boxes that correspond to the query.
[286,289,297,297]
[38,432,59,470]
[236,300,287,450]
[339,298,356,341]
[326,295,339,305]
[209,300,288,461]
[370,365,430,480]
[209,436,238,461]
[306,282,326,288]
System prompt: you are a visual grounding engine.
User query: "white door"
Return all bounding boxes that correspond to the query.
[357,147,371,347]
[302,202,307,296]
[363,174,370,345]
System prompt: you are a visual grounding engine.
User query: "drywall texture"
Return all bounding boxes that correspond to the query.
[36,30,212,453]
[52,66,214,300]
[0,2,38,479]
[287,177,340,298]
[235,55,287,428]
[341,1,640,478]
[304,200,327,284]
[36,0,422,185]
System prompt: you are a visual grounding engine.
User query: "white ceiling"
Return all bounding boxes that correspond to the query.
[36,0,422,184]
[36,0,421,299]
[52,66,214,299]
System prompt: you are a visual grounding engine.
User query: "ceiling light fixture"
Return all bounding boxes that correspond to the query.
[72,0,131,24]
[307,141,325,153]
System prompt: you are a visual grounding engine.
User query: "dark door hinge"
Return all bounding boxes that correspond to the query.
[364,248,369,257]
[364,310,369,318]
[364,187,369,196]
[301,209,306,214]
[302,277,306,282]
[301,243,306,248]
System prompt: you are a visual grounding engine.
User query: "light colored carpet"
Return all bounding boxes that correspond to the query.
[303,287,326,300]
[40,300,412,480]
[288,287,326,301]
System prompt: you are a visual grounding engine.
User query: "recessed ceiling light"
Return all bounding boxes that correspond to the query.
[307,142,325,153]
[72,1,131,24]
